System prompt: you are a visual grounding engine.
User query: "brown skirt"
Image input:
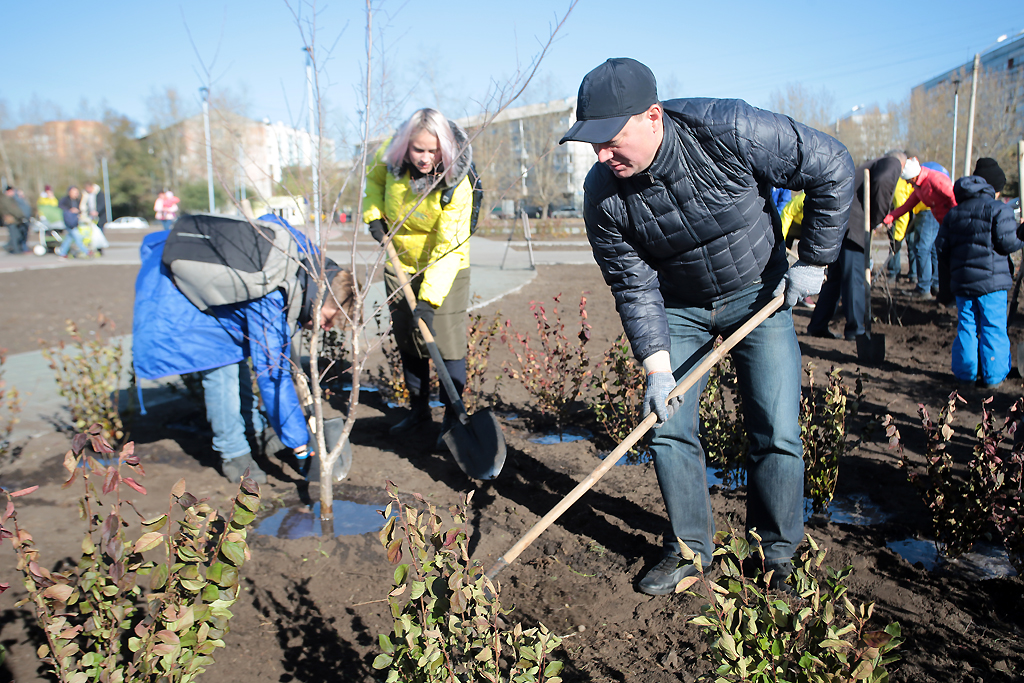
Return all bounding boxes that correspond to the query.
[384,266,469,361]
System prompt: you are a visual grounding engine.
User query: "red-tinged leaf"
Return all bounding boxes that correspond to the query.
[170,479,186,498]
[72,433,88,455]
[102,469,119,495]
[861,631,893,649]
[63,450,77,474]
[2,501,14,522]
[0,582,8,594]
[9,486,38,498]
[386,539,403,565]
[89,433,113,455]
[119,442,135,459]
[123,477,147,495]
[61,469,78,489]
[41,584,74,602]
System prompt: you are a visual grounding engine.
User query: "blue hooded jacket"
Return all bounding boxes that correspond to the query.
[132,216,315,449]
[936,176,1022,298]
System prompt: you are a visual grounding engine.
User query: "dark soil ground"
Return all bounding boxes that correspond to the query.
[1,259,1023,682]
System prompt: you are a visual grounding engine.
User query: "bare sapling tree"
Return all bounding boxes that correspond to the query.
[291,0,578,529]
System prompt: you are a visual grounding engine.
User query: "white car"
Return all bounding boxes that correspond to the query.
[106,216,151,230]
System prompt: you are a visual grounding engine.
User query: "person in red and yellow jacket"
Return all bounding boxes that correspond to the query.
[363,108,474,440]
[884,157,956,226]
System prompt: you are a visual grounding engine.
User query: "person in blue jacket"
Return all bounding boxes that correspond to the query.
[133,215,355,483]
[937,159,1020,388]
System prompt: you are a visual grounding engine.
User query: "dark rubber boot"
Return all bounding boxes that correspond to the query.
[390,395,431,436]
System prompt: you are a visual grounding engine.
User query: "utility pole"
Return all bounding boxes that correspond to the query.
[200,87,215,213]
[951,78,960,177]
[101,157,112,224]
[963,53,981,178]
[518,118,528,204]
[305,47,320,243]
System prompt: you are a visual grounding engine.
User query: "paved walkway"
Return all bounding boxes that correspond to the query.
[0,229,598,444]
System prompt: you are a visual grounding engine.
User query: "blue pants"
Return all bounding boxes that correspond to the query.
[910,211,940,294]
[653,281,804,566]
[200,361,268,461]
[57,226,87,257]
[953,291,1011,385]
[807,240,866,339]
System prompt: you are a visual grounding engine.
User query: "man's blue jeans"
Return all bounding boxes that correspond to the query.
[653,281,805,566]
[910,211,939,294]
[57,226,87,257]
[200,361,267,462]
[953,291,1011,385]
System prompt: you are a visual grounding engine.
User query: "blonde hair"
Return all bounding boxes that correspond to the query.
[325,269,358,332]
[383,109,459,185]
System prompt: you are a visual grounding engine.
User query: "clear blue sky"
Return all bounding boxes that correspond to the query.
[2,0,1020,143]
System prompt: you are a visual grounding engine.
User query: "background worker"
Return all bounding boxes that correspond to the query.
[560,58,854,596]
[363,108,474,446]
[806,152,903,340]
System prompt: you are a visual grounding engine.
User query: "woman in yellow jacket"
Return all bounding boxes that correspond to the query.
[363,108,474,438]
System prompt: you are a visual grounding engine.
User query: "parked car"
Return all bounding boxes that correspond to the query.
[548,204,580,219]
[520,203,544,219]
[106,216,150,230]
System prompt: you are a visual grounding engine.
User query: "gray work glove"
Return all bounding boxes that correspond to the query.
[773,261,826,309]
[643,371,680,427]
[413,299,436,337]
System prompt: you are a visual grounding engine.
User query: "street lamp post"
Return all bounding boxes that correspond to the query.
[200,86,215,213]
[305,47,320,243]
[951,78,960,177]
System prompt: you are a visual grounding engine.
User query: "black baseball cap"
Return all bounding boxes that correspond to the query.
[559,58,658,145]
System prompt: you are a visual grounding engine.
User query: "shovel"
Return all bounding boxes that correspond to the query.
[856,169,885,364]
[385,241,506,480]
[485,293,785,581]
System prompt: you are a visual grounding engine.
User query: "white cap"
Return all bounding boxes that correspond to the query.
[901,158,921,180]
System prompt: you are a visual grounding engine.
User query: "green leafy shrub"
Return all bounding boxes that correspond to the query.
[374,481,563,683]
[588,333,647,461]
[885,394,1024,567]
[700,354,748,486]
[801,364,859,514]
[42,316,125,444]
[501,294,591,434]
[0,348,23,465]
[677,530,902,682]
[0,424,260,683]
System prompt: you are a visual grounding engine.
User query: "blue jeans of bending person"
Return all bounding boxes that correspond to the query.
[910,210,939,294]
[653,280,805,567]
[200,361,268,462]
[57,225,87,257]
[952,291,1011,385]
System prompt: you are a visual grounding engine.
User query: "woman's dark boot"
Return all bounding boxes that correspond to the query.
[390,393,431,436]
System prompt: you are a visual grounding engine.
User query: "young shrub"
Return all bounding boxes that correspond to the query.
[0,349,23,465]
[699,354,748,486]
[885,394,1024,564]
[41,315,125,444]
[370,333,410,407]
[464,310,503,413]
[501,294,591,435]
[374,481,563,683]
[677,530,903,682]
[0,423,260,683]
[588,333,647,461]
[801,364,855,514]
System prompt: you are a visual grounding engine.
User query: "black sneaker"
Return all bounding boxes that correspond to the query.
[765,560,796,596]
[638,553,701,596]
[807,328,840,340]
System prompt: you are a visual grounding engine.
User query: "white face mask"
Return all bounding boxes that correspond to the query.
[901,158,921,181]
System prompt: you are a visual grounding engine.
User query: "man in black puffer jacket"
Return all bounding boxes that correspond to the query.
[937,159,1021,387]
[560,58,854,595]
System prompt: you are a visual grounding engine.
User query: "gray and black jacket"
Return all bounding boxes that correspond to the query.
[583,98,854,361]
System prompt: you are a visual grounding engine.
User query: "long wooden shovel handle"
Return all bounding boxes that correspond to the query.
[383,240,469,418]
[485,293,785,581]
[385,241,436,344]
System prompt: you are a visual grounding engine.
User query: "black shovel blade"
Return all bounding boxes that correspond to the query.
[856,333,885,364]
[442,408,506,480]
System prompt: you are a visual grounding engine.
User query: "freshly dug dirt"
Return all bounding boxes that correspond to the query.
[1,261,1022,682]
